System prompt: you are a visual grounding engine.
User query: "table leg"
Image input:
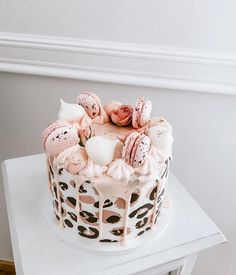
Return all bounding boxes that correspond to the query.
[174,253,198,275]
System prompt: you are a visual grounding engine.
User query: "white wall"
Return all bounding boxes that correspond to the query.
[0,73,236,275]
[0,0,236,52]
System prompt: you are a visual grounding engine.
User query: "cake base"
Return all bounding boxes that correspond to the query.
[44,192,172,255]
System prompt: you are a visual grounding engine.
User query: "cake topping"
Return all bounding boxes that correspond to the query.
[43,91,173,181]
[58,99,86,122]
[103,101,122,116]
[78,128,92,146]
[44,92,174,245]
[147,118,173,160]
[42,121,79,157]
[135,155,160,179]
[107,159,134,181]
[80,159,108,178]
[122,132,151,167]
[85,136,118,166]
[110,104,133,127]
[42,120,71,147]
[77,92,102,119]
[132,97,152,129]
[57,144,88,174]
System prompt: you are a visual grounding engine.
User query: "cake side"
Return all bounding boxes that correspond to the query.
[47,153,170,243]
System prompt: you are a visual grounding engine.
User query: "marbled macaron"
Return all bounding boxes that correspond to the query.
[76,92,102,119]
[122,132,151,167]
[132,97,152,129]
[42,121,79,157]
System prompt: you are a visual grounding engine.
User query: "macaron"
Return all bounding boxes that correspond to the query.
[42,121,79,157]
[76,92,102,119]
[122,132,151,167]
[132,97,152,129]
[42,120,71,148]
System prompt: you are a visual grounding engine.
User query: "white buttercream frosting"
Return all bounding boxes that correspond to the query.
[107,159,134,181]
[80,159,107,178]
[58,99,86,122]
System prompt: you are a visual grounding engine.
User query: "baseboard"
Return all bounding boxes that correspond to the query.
[0,260,15,274]
[0,32,236,95]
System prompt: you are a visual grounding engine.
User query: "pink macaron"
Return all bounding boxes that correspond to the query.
[76,92,102,119]
[42,121,79,157]
[42,120,71,147]
[132,97,152,129]
[122,132,151,167]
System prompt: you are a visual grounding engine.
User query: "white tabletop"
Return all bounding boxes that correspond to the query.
[1,154,226,275]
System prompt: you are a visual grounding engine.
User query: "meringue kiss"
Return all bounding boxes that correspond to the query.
[58,99,86,122]
[85,136,118,166]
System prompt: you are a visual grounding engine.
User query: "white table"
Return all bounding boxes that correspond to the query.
[1,154,226,275]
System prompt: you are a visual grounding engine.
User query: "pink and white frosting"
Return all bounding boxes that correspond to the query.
[80,159,108,178]
[107,159,134,181]
[43,92,173,183]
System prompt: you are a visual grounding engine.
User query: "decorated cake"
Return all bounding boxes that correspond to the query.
[42,92,173,245]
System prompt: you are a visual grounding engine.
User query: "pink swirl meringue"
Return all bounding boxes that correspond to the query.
[135,155,160,179]
[80,159,108,178]
[56,144,88,174]
[107,159,134,181]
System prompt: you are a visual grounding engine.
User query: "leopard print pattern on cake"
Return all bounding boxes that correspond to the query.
[48,158,169,242]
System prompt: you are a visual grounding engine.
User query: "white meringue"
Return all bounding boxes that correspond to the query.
[80,159,107,178]
[107,159,134,181]
[85,136,118,166]
[58,99,86,122]
[147,121,173,159]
